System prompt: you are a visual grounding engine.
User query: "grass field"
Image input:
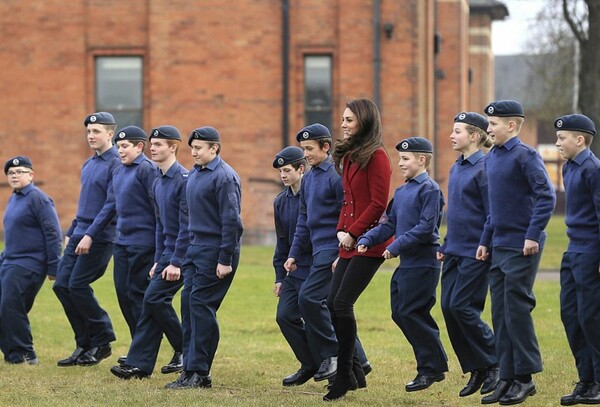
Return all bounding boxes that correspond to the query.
[0,217,572,406]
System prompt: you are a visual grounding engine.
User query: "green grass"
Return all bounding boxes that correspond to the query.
[0,239,574,406]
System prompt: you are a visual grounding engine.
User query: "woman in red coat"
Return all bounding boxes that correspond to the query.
[324,99,392,401]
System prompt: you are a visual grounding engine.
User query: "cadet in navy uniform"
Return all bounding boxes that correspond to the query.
[53,112,121,367]
[165,126,243,389]
[284,124,343,383]
[476,100,556,405]
[357,137,448,392]
[554,114,600,405]
[111,125,188,379]
[437,112,498,398]
[0,157,61,364]
[90,125,157,355]
[271,146,315,386]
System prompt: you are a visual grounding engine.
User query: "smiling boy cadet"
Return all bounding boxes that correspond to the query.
[477,100,556,405]
[271,146,316,386]
[54,112,121,367]
[357,136,448,393]
[554,114,600,406]
[284,124,342,383]
[110,125,188,380]
[91,125,158,363]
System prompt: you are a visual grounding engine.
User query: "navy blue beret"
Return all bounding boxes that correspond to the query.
[4,156,33,175]
[273,146,305,168]
[484,100,524,118]
[188,126,221,146]
[114,126,148,143]
[554,114,596,136]
[295,123,331,142]
[84,112,116,126]
[395,137,433,153]
[150,125,182,141]
[454,111,489,132]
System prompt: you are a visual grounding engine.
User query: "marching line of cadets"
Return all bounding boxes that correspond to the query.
[0,99,599,405]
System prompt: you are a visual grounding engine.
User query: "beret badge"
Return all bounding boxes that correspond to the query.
[458,113,466,120]
[118,132,126,139]
[153,130,159,136]
[12,159,19,165]
[302,131,309,139]
[487,106,494,115]
[556,120,563,128]
[401,141,409,150]
[277,157,284,165]
[90,115,97,123]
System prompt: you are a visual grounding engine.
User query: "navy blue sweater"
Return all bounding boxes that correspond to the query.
[186,156,243,266]
[480,137,556,249]
[357,172,443,269]
[67,146,121,242]
[273,187,311,283]
[440,150,489,259]
[89,153,158,247]
[1,183,62,276]
[562,148,600,253]
[153,161,189,267]
[289,156,342,260]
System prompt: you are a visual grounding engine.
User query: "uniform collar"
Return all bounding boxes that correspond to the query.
[458,149,484,165]
[408,171,429,184]
[314,155,333,171]
[499,136,520,151]
[14,182,34,195]
[95,145,118,160]
[203,155,222,171]
[571,148,592,166]
[163,161,181,178]
[129,153,147,166]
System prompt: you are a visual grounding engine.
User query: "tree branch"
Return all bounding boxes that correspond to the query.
[563,0,587,42]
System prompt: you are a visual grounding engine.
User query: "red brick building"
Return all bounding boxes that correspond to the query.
[0,0,507,243]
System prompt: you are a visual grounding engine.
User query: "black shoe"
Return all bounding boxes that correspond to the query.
[499,380,536,405]
[76,344,112,366]
[460,369,487,397]
[282,367,317,386]
[160,352,183,374]
[575,382,600,405]
[181,372,212,389]
[117,355,127,366]
[481,366,500,394]
[481,379,512,404]
[562,382,593,406]
[405,373,445,392]
[314,357,337,382]
[57,347,87,367]
[352,359,367,389]
[110,364,150,380]
[165,371,191,389]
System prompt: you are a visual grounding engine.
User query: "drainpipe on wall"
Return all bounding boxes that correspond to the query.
[282,0,290,148]
[373,0,381,108]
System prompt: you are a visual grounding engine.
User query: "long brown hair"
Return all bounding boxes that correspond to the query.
[332,99,388,172]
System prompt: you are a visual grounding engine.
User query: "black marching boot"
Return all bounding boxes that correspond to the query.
[324,316,358,401]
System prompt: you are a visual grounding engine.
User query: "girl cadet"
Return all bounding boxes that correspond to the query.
[437,112,498,398]
[324,99,392,401]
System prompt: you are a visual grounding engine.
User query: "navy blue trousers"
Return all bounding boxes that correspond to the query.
[53,236,116,348]
[560,251,600,382]
[0,264,45,362]
[390,266,448,376]
[298,249,338,364]
[441,255,496,373]
[125,254,184,374]
[181,245,239,375]
[489,247,543,378]
[277,275,315,370]
[113,244,153,339]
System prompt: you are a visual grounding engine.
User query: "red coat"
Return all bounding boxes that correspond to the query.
[337,147,393,259]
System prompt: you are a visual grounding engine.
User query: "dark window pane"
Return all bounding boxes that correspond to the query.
[304,55,332,130]
[95,57,143,127]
